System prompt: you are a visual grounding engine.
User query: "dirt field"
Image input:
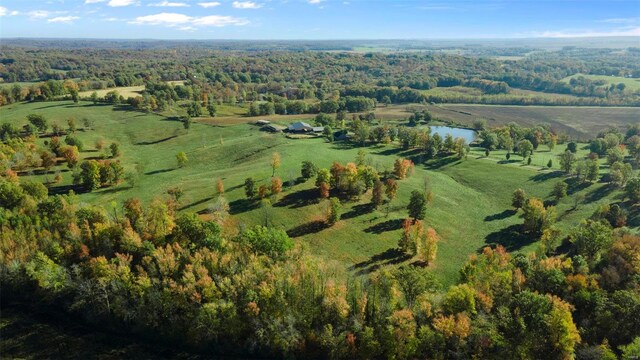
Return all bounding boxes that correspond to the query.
[374,104,639,139]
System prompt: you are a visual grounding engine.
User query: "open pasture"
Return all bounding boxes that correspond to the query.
[2,100,633,285]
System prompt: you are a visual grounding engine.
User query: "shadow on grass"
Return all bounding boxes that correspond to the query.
[626,202,640,228]
[530,171,564,182]
[180,196,215,211]
[48,184,87,195]
[497,159,524,164]
[424,156,460,170]
[363,218,404,234]
[374,147,405,156]
[565,177,592,196]
[145,168,175,176]
[95,186,128,195]
[32,103,69,110]
[135,135,178,145]
[350,248,412,276]
[274,188,319,209]
[584,184,616,203]
[484,209,517,222]
[228,198,260,215]
[287,220,329,238]
[483,224,537,252]
[342,203,375,220]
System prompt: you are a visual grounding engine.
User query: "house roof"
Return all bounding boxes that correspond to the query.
[288,121,313,131]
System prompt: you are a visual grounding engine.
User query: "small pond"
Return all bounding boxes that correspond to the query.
[429,126,477,144]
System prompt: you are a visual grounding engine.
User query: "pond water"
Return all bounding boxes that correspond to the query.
[429,126,477,144]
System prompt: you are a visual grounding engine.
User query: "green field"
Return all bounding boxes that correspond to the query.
[561,73,640,91]
[1,101,635,286]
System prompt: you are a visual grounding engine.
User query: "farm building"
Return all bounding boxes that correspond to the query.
[288,121,324,133]
[255,119,271,126]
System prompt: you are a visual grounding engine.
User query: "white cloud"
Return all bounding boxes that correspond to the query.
[0,6,9,16]
[131,12,191,25]
[194,15,250,26]
[108,0,136,7]
[598,17,639,24]
[232,1,262,9]
[533,27,640,38]
[28,10,52,19]
[149,1,189,7]
[85,0,106,3]
[47,16,80,23]
[131,12,248,28]
[308,0,322,4]
[198,1,221,8]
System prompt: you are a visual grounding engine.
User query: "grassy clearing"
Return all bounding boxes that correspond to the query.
[561,73,640,91]
[1,101,635,286]
[78,86,145,99]
[0,81,41,89]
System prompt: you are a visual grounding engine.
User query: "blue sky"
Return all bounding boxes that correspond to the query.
[0,0,638,39]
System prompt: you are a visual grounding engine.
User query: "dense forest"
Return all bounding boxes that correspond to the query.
[1,44,639,108]
[2,167,640,359]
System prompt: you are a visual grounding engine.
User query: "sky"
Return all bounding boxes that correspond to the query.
[0,0,639,40]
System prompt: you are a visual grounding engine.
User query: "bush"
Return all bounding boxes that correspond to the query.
[301,161,318,180]
[242,225,293,258]
[65,135,84,151]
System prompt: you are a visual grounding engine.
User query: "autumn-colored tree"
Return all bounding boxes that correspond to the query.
[123,197,145,233]
[385,178,399,201]
[330,161,345,188]
[371,180,384,208]
[67,117,76,133]
[420,227,438,265]
[319,182,330,199]
[216,178,225,196]
[394,158,414,179]
[62,145,79,168]
[95,139,106,152]
[40,151,56,173]
[271,177,283,196]
[145,198,175,240]
[399,218,415,254]
[546,295,581,359]
[167,186,184,204]
[258,184,269,199]
[522,197,556,235]
[270,152,280,177]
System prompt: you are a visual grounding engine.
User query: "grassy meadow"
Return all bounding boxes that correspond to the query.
[1,100,637,286]
[78,86,146,99]
[561,73,640,91]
